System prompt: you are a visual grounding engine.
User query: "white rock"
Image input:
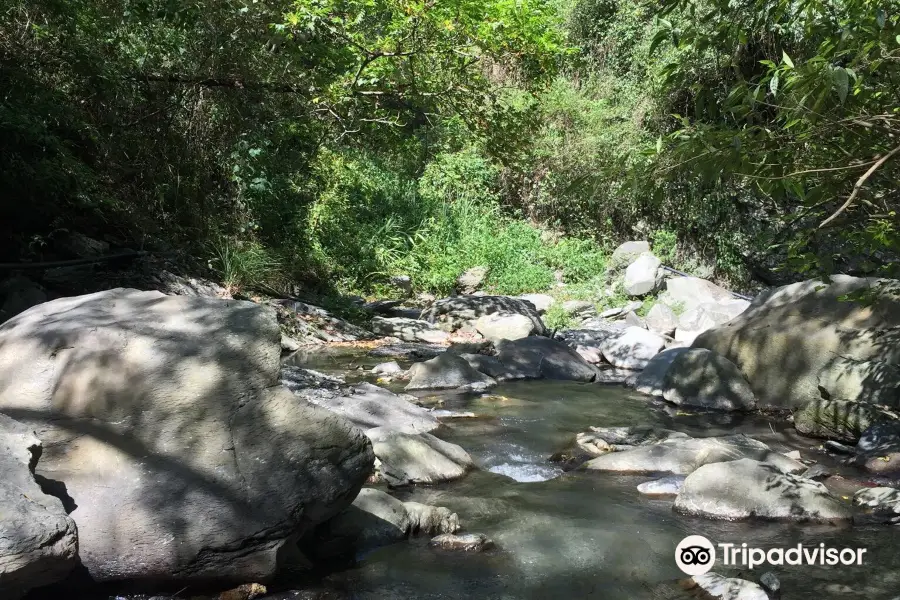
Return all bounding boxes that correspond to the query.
[600,326,666,370]
[624,253,663,296]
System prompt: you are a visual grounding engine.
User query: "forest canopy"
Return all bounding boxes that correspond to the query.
[2,0,897,294]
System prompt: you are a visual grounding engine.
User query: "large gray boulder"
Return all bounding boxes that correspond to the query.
[695,276,900,409]
[0,414,78,598]
[817,356,900,406]
[458,353,530,382]
[495,337,600,382]
[0,289,374,584]
[582,434,803,475]
[674,458,852,521]
[662,348,757,411]
[793,399,879,443]
[599,326,666,370]
[423,295,547,336]
[623,253,663,296]
[625,348,692,397]
[369,316,450,344]
[405,353,497,392]
[368,429,474,485]
[313,488,459,558]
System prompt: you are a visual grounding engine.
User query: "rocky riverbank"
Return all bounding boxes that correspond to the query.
[2,240,899,600]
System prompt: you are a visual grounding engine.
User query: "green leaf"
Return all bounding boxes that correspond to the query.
[656,136,663,154]
[769,73,779,96]
[781,51,794,68]
[833,68,849,103]
[649,29,670,55]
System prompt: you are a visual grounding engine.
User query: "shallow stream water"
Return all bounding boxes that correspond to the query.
[290,348,900,600]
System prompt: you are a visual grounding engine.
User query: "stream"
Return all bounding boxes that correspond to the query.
[288,348,900,600]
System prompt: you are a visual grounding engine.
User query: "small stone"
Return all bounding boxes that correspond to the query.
[429,533,493,552]
[783,450,801,461]
[218,583,267,600]
[759,571,781,597]
[371,361,404,376]
[636,475,686,496]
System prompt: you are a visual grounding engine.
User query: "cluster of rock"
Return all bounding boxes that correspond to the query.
[570,425,852,523]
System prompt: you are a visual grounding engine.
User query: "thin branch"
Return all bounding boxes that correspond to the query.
[819,144,900,229]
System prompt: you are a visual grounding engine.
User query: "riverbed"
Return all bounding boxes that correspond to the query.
[289,348,900,600]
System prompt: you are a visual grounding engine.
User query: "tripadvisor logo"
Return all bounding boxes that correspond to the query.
[675,535,868,575]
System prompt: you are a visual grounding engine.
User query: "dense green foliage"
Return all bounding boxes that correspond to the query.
[3,0,897,297]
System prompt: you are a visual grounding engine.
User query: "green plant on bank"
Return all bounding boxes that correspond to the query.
[542,302,576,330]
[209,238,283,294]
[651,229,678,265]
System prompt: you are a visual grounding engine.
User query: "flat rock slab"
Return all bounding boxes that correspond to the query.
[283,375,440,434]
[582,434,804,475]
[369,316,450,344]
[674,458,852,521]
[368,429,474,486]
[369,343,447,361]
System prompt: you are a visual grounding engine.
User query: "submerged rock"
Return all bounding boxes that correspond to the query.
[314,488,459,558]
[636,475,686,496]
[429,533,493,552]
[674,458,851,521]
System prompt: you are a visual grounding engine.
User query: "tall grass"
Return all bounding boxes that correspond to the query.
[210,238,283,294]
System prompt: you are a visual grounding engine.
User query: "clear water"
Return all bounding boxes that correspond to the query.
[291,348,900,600]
